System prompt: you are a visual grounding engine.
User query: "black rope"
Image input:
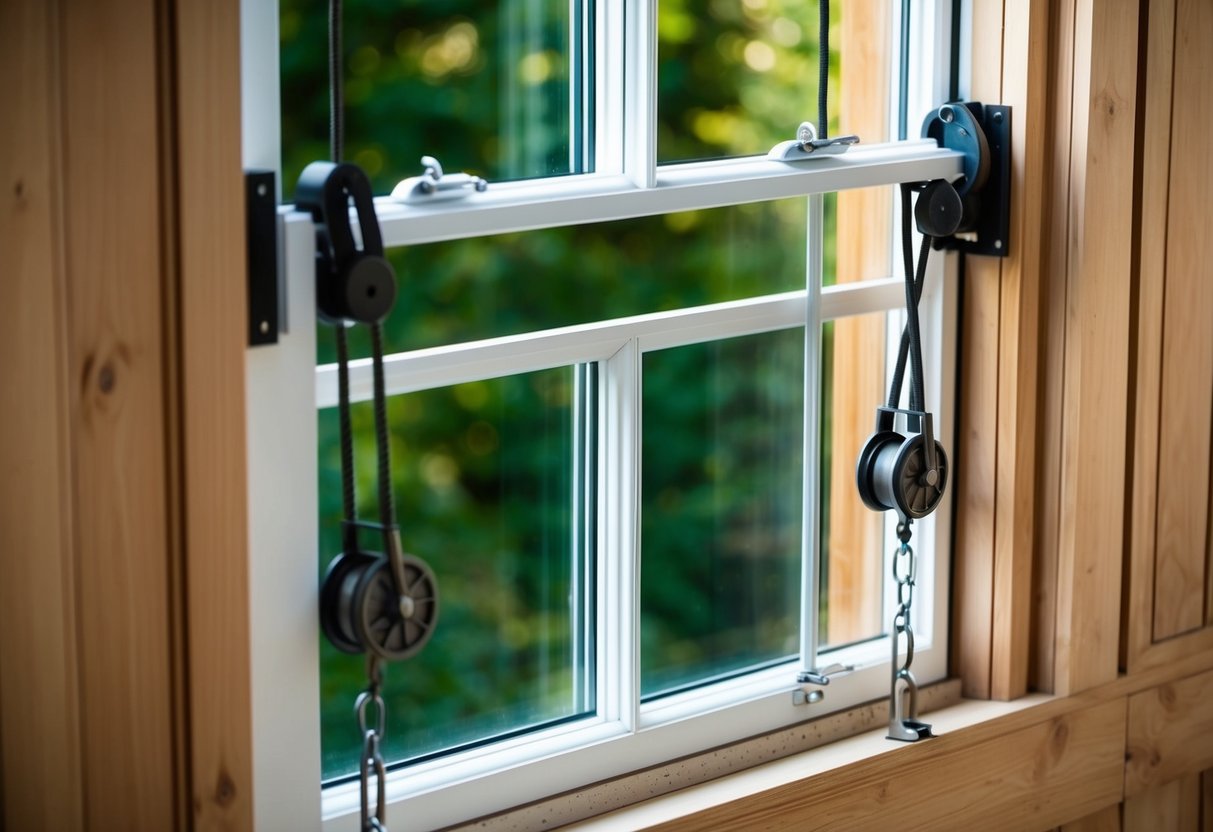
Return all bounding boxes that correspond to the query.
[818,0,829,140]
[336,327,358,552]
[329,0,359,556]
[370,322,396,532]
[329,0,344,164]
[886,183,930,413]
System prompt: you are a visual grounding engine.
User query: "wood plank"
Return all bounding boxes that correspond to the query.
[61,0,177,827]
[171,0,255,828]
[1152,0,1213,641]
[1202,769,1213,832]
[1032,0,1077,695]
[952,0,1005,700]
[1053,0,1139,696]
[1124,775,1201,832]
[1061,804,1122,832]
[1125,0,1178,670]
[991,0,1049,702]
[827,0,891,647]
[954,256,1000,699]
[0,0,85,828]
[1125,667,1213,796]
[568,698,1128,832]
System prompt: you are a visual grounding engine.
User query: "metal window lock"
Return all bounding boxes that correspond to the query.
[768,122,860,162]
[792,663,855,706]
[391,156,488,204]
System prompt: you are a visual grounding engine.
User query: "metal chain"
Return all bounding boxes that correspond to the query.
[888,522,933,742]
[357,656,388,831]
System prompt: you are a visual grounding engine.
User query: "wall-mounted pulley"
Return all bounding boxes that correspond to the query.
[854,98,1011,743]
[295,161,440,668]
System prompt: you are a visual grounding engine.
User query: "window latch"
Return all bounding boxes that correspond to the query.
[768,122,859,162]
[391,156,488,204]
[792,662,854,706]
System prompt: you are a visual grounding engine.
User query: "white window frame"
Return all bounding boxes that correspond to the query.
[243,2,961,830]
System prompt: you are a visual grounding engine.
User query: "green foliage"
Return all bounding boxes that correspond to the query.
[281,0,842,780]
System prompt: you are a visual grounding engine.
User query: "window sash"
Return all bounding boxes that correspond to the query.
[245,0,960,827]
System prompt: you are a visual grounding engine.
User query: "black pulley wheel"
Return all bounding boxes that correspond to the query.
[319,550,378,654]
[883,435,949,520]
[353,554,439,661]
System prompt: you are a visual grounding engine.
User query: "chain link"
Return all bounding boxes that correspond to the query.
[887,523,933,741]
[357,656,389,831]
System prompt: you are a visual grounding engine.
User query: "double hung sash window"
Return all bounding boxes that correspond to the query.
[246,1,960,829]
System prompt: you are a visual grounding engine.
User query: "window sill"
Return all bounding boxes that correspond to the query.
[560,693,1063,831]
[444,680,965,831]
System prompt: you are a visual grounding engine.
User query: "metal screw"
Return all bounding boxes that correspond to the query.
[256,183,268,198]
[260,320,270,334]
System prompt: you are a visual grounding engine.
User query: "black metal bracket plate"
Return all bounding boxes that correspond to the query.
[937,103,1011,257]
[246,169,279,346]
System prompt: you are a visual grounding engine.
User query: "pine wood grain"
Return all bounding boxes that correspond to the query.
[1032,0,1077,695]
[1062,804,1122,832]
[0,1,85,828]
[61,0,178,827]
[1125,0,1178,671]
[1202,768,1213,832]
[1054,0,1139,696]
[990,0,1049,702]
[1124,775,1201,832]
[1151,0,1213,642]
[952,0,1005,701]
[1125,667,1213,797]
[171,0,255,827]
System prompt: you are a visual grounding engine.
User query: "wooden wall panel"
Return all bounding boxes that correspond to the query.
[952,0,1005,701]
[1053,0,1139,696]
[0,1,85,828]
[990,0,1048,702]
[1062,804,1122,832]
[61,0,178,827]
[1124,775,1201,832]
[1124,0,1213,674]
[1125,667,1213,797]
[1032,0,1077,695]
[1203,769,1213,832]
[1126,0,1178,670]
[172,0,255,827]
[1150,0,1213,642]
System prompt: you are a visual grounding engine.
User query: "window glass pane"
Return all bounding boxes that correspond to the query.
[317,367,594,780]
[320,199,807,361]
[818,312,890,649]
[659,0,829,163]
[640,328,804,698]
[280,0,582,198]
[658,1,891,164]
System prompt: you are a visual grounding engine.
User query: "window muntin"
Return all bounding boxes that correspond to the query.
[320,200,808,361]
[246,0,959,828]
